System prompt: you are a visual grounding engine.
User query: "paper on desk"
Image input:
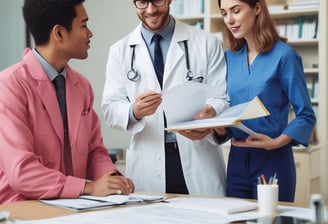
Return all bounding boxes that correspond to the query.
[166,197,258,215]
[40,194,164,211]
[79,194,130,203]
[39,198,118,211]
[80,194,164,204]
[14,202,314,224]
[14,203,262,224]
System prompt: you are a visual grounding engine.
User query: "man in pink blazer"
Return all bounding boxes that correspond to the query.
[0,0,134,204]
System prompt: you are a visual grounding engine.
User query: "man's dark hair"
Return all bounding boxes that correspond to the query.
[23,0,85,45]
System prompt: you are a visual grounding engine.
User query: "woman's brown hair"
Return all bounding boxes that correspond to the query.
[218,0,287,52]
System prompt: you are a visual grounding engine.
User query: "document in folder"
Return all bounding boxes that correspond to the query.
[40,194,164,211]
[162,82,270,135]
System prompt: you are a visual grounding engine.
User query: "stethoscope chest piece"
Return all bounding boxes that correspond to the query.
[186,70,194,81]
[127,68,140,82]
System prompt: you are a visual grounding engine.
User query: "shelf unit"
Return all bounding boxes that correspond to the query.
[293,145,320,207]
[171,0,324,207]
[318,0,328,202]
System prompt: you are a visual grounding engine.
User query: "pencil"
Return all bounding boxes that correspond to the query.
[261,174,267,185]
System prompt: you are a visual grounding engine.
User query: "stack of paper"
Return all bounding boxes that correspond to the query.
[40,194,164,211]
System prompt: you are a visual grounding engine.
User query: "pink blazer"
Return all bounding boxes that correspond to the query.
[0,49,117,204]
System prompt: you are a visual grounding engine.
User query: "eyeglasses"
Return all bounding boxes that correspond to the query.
[133,0,166,9]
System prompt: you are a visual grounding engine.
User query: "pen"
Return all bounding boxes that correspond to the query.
[261,174,267,185]
[272,172,278,185]
[272,177,278,185]
[257,176,261,185]
[258,173,278,185]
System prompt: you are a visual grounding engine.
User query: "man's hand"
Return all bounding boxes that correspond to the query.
[83,172,135,196]
[133,91,162,120]
[178,129,210,141]
[178,104,216,140]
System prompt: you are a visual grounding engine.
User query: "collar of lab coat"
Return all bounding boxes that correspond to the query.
[127,18,190,47]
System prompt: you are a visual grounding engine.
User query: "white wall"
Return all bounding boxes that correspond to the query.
[0,0,25,71]
[0,0,138,150]
[69,1,139,150]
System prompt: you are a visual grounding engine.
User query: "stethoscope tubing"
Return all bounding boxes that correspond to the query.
[127,40,203,83]
[127,45,140,82]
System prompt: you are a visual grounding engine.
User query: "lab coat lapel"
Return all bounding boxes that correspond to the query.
[164,41,184,83]
[129,25,164,89]
[163,21,188,86]
[135,43,158,84]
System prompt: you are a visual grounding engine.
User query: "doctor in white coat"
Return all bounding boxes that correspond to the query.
[102,0,229,195]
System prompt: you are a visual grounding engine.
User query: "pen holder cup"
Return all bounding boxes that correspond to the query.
[257,184,279,215]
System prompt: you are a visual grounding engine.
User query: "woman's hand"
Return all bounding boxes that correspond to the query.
[231,133,292,150]
[211,127,227,136]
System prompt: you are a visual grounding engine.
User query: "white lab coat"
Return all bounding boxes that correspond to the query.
[102,19,229,196]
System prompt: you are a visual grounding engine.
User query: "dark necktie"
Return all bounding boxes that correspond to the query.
[153,34,164,88]
[53,75,73,175]
[152,35,185,193]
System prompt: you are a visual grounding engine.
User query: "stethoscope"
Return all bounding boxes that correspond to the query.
[127,40,204,83]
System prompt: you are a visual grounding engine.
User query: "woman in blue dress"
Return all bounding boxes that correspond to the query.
[216,0,316,202]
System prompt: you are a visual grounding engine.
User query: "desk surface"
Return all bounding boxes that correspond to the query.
[0,195,300,223]
[0,200,75,220]
[0,194,178,221]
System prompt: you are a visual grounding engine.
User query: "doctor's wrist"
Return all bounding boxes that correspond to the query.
[129,103,140,122]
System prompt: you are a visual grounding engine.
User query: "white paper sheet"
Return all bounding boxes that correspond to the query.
[162,81,218,125]
[166,197,258,215]
[15,201,315,224]
[40,194,164,211]
[162,82,270,135]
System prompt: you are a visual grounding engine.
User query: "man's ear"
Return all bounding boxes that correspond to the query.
[53,25,64,40]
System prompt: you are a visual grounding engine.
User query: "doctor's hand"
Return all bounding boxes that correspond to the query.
[178,128,210,141]
[82,172,135,196]
[133,90,162,120]
[193,104,216,119]
[178,104,215,140]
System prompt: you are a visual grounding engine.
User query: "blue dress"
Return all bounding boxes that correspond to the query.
[225,41,316,202]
